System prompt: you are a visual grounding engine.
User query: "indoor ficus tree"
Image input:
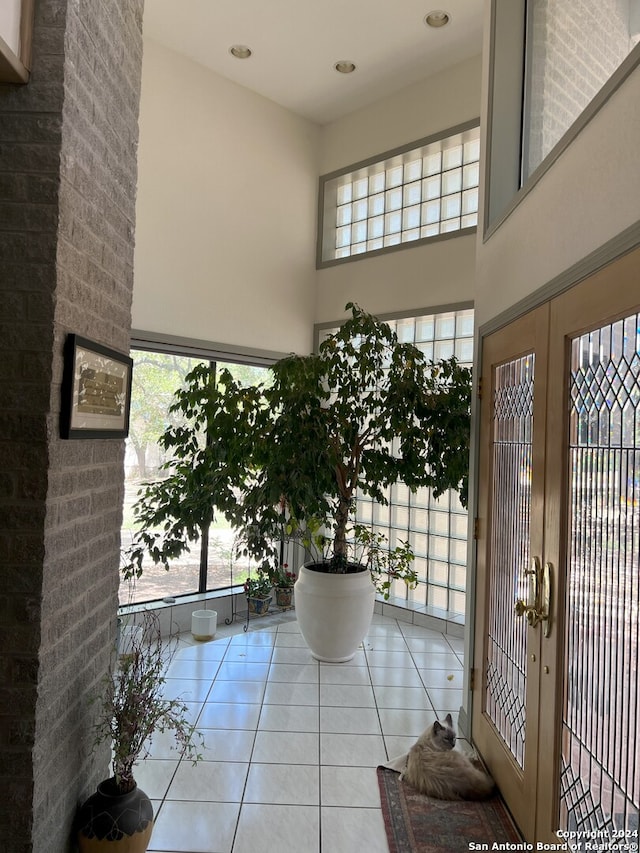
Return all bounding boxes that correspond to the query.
[242,302,472,573]
[122,364,269,581]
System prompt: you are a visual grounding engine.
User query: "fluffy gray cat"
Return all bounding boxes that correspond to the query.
[400,713,495,800]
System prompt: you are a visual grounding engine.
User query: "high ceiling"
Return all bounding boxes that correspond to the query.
[142,0,484,125]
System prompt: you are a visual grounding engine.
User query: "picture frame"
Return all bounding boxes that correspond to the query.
[60,334,133,439]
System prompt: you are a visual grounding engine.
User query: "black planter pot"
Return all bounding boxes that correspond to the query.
[76,778,154,852]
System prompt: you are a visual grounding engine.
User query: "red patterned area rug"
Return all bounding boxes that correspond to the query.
[377,767,522,853]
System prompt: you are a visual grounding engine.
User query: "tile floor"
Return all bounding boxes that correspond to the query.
[137,610,465,853]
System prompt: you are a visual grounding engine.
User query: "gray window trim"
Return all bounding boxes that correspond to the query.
[316,119,481,269]
[130,329,285,367]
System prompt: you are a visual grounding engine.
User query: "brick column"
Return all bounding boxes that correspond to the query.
[0,2,144,850]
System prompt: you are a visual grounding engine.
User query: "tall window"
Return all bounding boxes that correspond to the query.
[121,350,271,605]
[317,122,480,266]
[319,305,474,620]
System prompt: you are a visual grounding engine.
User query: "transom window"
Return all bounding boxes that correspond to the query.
[317,121,480,267]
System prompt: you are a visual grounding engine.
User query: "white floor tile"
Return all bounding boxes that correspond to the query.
[139,614,471,853]
[364,649,415,667]
[270,645,316,664]
[404,635,456,654]
[321,806,389,853]
[368,665,423,688]
[243,763,319,805]
[319,683,375,707]
[224,646,274,664]
[426,686,463,710]
[229,631,276,647]
[165,658,222,681]
[206,680,266,704]
[161,678,212,702]
[149,799,240,853]
[215,661,270,682]
[320,733,386,767]
[267,662,319,683]
[233,804,319,853]
[175,640,230,661]
[373,684,433,710]
[257,703,319,733]
[320,766,381,807]
[197,702,261,730]
[167,760,248,802]
[362,634,409,652]
[263,680,319,706]
[319,664,372,686]
[252,730,320,764]
[274,632,309,647]
[197,729,256,762]
[134,758,180,800]
[410,651,463,670]
[378,707,436,737]
[319,706,382,735]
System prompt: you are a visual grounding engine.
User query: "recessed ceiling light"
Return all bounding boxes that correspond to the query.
[230,45,252,59]
[334,60,356,74]
[425,10,451,27]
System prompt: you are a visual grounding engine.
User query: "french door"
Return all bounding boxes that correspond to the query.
[472,248,640,842]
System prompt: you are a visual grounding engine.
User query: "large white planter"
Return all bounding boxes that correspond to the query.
[294,563,376,662]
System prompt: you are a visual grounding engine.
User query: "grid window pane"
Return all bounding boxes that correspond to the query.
[353,177,368,199]
[336,184,352,205]
[336,205,352,226]
[386,165,403,187]
[428,585,449,610]
[324,125,480,261]
[369,215,384,239]
[385,211,402,234]
[369,193,385,217]
[386,186,403,211]
[370,172,385,194]
[442,169,462,195]
[442,145,463,170]
[353,199,368,221]
[429,562,449,584]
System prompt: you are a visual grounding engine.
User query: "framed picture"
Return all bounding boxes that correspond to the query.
[60,334,133,439]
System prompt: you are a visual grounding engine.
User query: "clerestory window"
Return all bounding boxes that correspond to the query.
[317,121,480,268]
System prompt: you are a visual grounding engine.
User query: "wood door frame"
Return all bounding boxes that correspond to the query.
[469,244,640,841]
[472,303,549,839]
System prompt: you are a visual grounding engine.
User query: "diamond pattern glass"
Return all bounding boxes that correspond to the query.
[559,313,640,836]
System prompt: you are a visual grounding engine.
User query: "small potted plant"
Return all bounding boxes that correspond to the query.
[271,565,296,608]
[76,612,203,852]
[243,573,273,615]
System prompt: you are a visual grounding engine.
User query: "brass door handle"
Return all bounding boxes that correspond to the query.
[514,557,552,637]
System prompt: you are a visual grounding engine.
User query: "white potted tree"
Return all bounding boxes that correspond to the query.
[238,303,472,661]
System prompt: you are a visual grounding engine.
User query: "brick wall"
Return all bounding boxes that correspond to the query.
[0,1,144,850]
[525,0,633,175]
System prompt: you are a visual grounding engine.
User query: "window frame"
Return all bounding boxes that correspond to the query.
[483,0,640,239]
[317,119,480,269]
[121,334,280,606]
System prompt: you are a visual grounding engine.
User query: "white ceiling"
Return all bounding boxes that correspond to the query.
[142,0,484,125]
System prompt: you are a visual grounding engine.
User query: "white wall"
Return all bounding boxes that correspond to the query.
[476,44,640,328]
[132,39,320,355]
[316,55,482,323]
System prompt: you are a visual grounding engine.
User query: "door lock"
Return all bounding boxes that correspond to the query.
[514,557,552,637]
